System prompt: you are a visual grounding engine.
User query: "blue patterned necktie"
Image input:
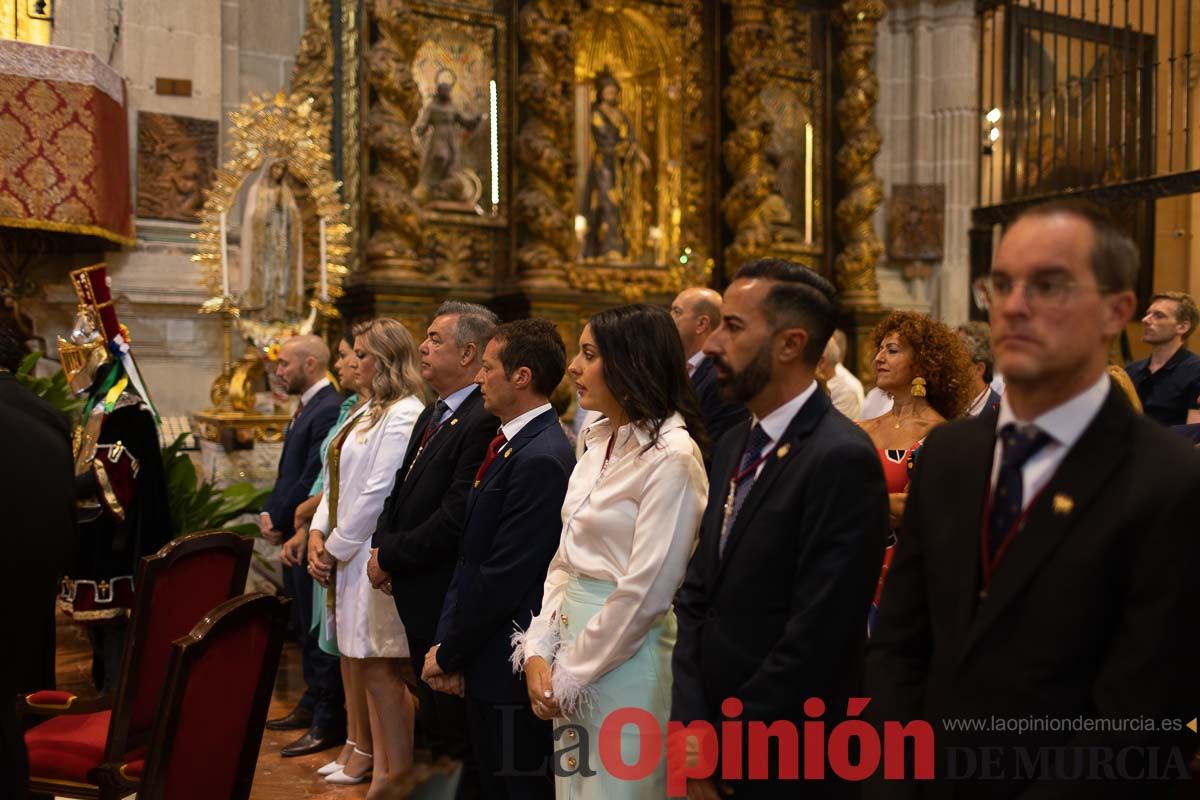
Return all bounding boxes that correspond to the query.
[987,424,1053,560]
[720,423,772,558]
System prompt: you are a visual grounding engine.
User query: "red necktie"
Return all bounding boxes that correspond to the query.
[473,432,508,486]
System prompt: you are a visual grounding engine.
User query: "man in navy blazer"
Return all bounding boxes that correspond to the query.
[671,261,889,799]
[259,335,345,756]
[672,287,749,453]
[422,319,574,799]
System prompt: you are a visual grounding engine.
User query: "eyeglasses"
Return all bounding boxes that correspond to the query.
[972,273,1111,312]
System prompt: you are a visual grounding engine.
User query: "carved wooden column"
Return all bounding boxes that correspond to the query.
[364,0,424,281]
[833,0,887,380]
[514,0,574,289]
[721,0,789,279]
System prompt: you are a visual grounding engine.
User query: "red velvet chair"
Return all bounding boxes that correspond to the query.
[19,529,252,799]
[100,593,289,800]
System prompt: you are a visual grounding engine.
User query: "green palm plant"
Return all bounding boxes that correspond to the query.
[161,433,270,538]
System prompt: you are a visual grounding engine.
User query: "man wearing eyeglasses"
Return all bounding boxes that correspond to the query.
[866,200,1200,798]
[1123,291,1200,427]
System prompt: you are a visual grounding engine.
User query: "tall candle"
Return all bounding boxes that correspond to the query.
[318,216,328,301]
[219,211,230,297]
[804,122,814,245]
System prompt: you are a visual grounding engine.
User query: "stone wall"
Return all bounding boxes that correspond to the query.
[20,0,306,414]
[874,0,979,324]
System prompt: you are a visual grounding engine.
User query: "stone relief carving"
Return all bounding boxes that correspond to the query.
[135,112,218,223]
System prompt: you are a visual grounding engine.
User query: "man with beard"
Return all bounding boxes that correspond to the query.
[670,259,889,799]
[1123,291,1200,426]
[260,334,346,756]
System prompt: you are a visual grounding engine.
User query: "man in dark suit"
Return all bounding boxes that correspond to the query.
[421,318,574,799]
[367,301,499,797]
[1,334,75,800]
[671,260,890,799]
[672,287,749,451]
[259,334,345,756]
[867,200,1200,799]
[957,321,1003,416]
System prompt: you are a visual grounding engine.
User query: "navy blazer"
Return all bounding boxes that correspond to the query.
[262,383,341,538]
[373,386,499,643]
[433,408,574,703]
[691,355,749,452]
[672,389,889,741]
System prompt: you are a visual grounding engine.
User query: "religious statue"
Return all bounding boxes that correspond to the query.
[581,70,650,261]
[413,70,484,207]
[239,159,306,322]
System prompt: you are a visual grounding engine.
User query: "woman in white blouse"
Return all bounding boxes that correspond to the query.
[308,318,425,796]
[513,304,710,798]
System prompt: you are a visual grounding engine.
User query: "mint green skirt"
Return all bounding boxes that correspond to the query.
[555,575,675,799]
[311,580,339,656]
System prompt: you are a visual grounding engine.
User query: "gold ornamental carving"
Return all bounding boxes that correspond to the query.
[365,0,424,279]
[515,0,575,288]
[720,0,795,279]
[291,0,335,121]
[832,0,885,308]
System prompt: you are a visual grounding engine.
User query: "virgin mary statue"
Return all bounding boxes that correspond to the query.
[240,159,305,322]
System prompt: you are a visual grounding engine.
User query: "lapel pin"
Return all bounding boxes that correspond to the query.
[776,443,790,459]
[450,418,459,426]
[504,448,513,458]
[1052,493,1074,515]
[473,479,480,488]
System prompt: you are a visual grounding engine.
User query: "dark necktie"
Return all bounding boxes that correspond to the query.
[419,399,450,449]
[286,400,305,434]
[473,431,508,486]
[719,423,772,558]
[987,424,1053,559]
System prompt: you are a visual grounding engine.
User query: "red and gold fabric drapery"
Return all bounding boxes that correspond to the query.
[0,40,134,246]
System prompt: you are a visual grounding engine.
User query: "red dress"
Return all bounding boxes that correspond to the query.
[868,439,923,634]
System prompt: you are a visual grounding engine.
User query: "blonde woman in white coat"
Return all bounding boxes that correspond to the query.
[309,318,424,797]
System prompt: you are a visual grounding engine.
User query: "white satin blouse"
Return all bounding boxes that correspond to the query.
[519,412,708,690]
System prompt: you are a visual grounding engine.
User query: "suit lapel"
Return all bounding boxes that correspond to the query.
[943,415,996,658]
[704,417,748,593]
[406,389,481,488]
[962,388,1133,657]
[465,409,556,516]
[714,390,831,585]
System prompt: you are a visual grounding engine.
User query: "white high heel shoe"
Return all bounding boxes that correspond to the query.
[325,747,373,784]
[317,740,355,776]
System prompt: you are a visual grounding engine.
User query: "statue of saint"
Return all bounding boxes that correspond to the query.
[414,70,483,206]
[582,71,650,260]
[239,159,305,322]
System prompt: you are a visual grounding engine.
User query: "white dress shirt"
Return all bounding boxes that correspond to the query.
[859,385,894,420]
[500,402,552,441]
[966,386,993,417]
[311,394,424,658]
[520,413,708,692]
[437,382,479,423]
[686,350,706,376]
[834,362,865,407]
[743,380,819,480]
[827,373,863,420]
[991,372,1110,510]
[299,376,331,408]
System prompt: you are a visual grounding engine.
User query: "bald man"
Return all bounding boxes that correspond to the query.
[671,287,749,452]
[261,334,347,756]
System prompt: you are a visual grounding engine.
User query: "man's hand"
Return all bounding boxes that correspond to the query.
[421,645,444,682]
[524,656,561,720]
[367,547,392,593]
[259,512,283,545]
[280,528,308,567]
[427,672,464,697]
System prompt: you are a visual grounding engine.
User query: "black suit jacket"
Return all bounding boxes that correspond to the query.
[433,408,574,704]
[1,374,76,798]
[865,383,1200,799]
[691,355,749,450]
[672,388,889,738]
[262,383,341,538]
[373,386,499,643]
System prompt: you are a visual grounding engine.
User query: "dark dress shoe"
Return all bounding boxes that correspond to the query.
[265,705,314,731]
[280,727,345,758]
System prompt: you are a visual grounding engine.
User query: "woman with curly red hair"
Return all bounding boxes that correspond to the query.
[859,310,974,633]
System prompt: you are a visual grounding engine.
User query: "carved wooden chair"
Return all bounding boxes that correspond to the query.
[99,593,288,800]
[19,529,253,799]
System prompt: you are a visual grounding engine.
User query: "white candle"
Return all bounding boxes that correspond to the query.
[804,122,814,245]
[318,216,328,301]
[219,211,230,297]
[489,80,500,207]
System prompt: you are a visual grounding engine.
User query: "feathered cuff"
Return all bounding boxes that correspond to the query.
[550,661,598,718]
[509,613,560,674]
